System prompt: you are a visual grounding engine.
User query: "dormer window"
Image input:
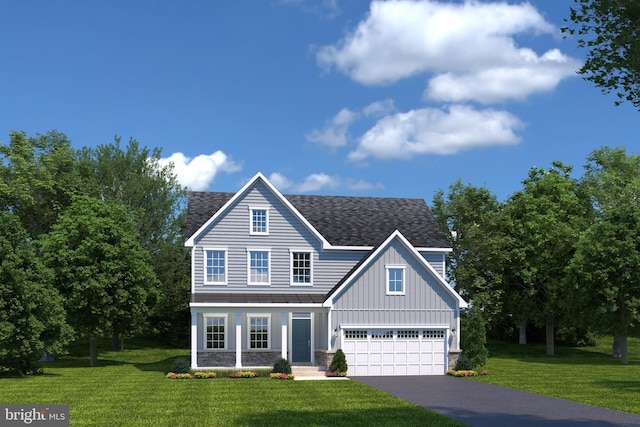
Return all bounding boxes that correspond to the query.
[250,206,269,235]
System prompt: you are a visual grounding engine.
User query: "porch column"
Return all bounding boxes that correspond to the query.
[190,311,198,369]
[235,312,242,368]
[281,311,288,360]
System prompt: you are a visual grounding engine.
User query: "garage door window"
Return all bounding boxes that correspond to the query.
[423,330,445,338]
[344,330,367,339]
[397,330,419,338]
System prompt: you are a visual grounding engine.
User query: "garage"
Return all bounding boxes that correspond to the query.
[342,329,447,376]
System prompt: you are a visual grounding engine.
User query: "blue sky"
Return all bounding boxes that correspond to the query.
[1,0,639,203]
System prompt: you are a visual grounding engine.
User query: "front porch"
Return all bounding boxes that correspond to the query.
[190,305,332,370]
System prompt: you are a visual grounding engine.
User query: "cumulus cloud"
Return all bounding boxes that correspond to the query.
[158,151,241,191]
[316,0,580,103]
[306,108,358,147]
[268,172,382,193]
[349,105,524,161]
[306,100,395,148]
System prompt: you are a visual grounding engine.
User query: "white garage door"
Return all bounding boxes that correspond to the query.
[342,329,446,376]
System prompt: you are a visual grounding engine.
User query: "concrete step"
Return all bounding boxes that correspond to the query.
[291,365,325,377]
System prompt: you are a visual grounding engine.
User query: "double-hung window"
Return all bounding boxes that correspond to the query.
[248,249,270,285]
[386,265,406,295]
[291,250,312,285]
[204,249,227,285]
[204,316,226,349]
[249,206,269,235]
[248,315,270,349]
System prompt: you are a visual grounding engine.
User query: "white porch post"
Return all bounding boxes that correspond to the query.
[235,312,242,368]
[190,311,198,369]
[281,311,288,360]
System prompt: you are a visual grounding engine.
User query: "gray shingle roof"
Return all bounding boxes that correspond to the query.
[186,191,450,248]
[192,293,325,304]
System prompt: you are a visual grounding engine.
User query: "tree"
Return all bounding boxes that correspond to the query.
[76,137,190,345]
[562,0,640,109]
[460,306,489,369]
[566,146,640,364]
[0,130,81,239]
[40,196,159,366]
[432,181,504,325]
[0,211,71,374]
[501,162,591,355]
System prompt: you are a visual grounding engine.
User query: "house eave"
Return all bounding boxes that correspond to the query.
[190,302,324,309]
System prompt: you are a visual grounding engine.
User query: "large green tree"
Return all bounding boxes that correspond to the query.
[0,211,71,374]
[563,0,640,108]
[432,180,504,322]
[501,162,591,355]
[567,147,640,364]
[40,196,159,366]
[0,130,81,238]
[77,137,190,345]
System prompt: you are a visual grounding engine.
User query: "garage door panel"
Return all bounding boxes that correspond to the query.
[343,329,446,376]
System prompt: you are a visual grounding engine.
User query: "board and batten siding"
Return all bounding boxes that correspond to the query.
[331,239,457,330]
[421,252,445,278]
[192,182,365,294]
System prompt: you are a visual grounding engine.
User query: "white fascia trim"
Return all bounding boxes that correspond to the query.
[185,172,331,248]
[416,247,453,253]
[190,302,324,309]
[323,230,467,308]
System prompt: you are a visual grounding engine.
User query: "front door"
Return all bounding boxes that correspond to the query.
[292,318,311,363]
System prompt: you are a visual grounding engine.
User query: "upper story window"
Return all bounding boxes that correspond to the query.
[204,249,227,285]
[386,265,406,295]
[291,250,312,285]
[249,206,269,235]
[248,249,270,285]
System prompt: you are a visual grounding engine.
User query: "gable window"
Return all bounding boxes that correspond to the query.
[204,249,226,284]
[248,249,270,285]
[249,207,269,235]
[204,315,226,349]
[248,315,270,349]
[291,250,312,285]
[386,265,406,295]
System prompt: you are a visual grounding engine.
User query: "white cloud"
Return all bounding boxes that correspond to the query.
[268,172,381,193]
[158,151,241,191]
[280,0,340,19]
[349,105,524,161]
[297,173,340,192]
[268,172,294,191]
[306,108,358,147]
[362,99,396,117]
[316,0,579,103]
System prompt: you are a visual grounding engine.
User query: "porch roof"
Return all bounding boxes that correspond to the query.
[191,293,326,304]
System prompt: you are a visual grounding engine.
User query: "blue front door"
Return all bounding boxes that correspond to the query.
[292,318,311,363]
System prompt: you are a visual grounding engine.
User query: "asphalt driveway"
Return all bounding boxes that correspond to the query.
[353,375,640,427]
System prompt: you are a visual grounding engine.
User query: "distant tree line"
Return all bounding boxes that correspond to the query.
[432,146,640,364]
[0,131,190,373]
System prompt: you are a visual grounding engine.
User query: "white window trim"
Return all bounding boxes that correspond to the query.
[203,247,228,285]
[386,264,406,295]
[289,249,313,286]
[249,205,270,236]
[247,248,271,285]
[247,313,271,350]
[203,314,228,350]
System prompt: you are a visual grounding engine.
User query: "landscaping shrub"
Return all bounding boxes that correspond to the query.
[272,357,292,374]
[329,349,348,374]
[229,371,258,378]
[454,355,473,371]
[270,373,295,380]
[461,306,489,368]
[171,357,191,374]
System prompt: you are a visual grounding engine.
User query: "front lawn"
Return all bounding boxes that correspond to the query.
[471,335,640,415]
[0,339,463,427]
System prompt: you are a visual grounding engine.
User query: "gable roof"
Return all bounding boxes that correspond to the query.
[323,230,467,308]
[185,173,451,249]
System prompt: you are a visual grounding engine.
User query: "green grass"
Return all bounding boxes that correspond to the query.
[0,338,463,427]
[471,335,640,415]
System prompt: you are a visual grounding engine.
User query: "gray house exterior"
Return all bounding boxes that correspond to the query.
[186,172,467,376]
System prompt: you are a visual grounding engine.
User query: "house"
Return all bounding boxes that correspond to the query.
[185,172,467,376]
